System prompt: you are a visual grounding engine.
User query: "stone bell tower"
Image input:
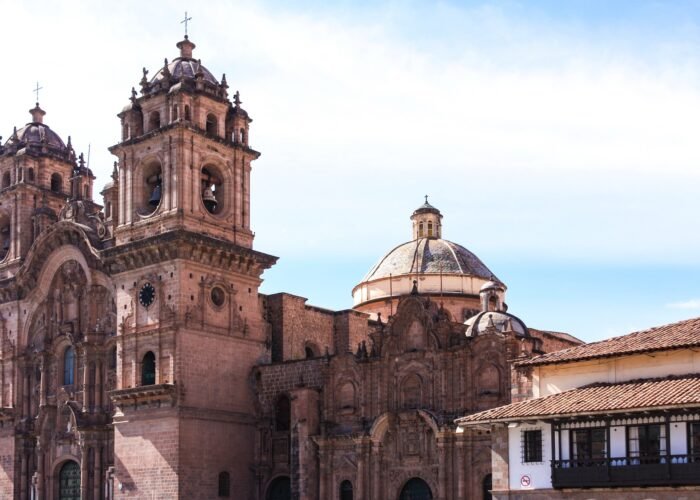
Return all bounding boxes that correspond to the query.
[0,103,93,279]
[106,36,277,499]
[109,36,257,248]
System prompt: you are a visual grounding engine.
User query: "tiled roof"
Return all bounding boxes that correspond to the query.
[517,316,700,367]
[456,374,700,424]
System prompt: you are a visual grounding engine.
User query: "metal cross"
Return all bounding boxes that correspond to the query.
[425,194,429,204]
[33,82,43,103]
[181,11,192,37]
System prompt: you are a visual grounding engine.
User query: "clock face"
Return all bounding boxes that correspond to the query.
[139,282,156,308]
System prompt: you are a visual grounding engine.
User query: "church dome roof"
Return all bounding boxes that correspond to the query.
[150,57,219,86]
[465,311,528,337]
[3,104,70,157]
[362,237,495,282]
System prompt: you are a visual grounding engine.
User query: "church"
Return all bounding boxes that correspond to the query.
[0,34,582,499]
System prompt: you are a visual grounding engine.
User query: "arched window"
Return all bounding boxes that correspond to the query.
[399,478,433,500]
[427,221,433,237]
[218,471,230,497]
[109,346,117,370]
[240,128,246,145]
[200,166,224,215]
[418,222,424,238]
[2,172,11,189]
[105,201,112,219]
[141,351,156,386]
[340,480,354,500]
[26,168,35,182]
[337,381,356,411]
[51,173,63,193]
[148,111,161,132]
[0,217,10,261]
[63,346,75,385]
[122,122,130,140]
[482,474,493,500]
[83,185,89,199]
[185,105,191,121]
[266,476,291,500]
[172,105,179,122]
[206,113,218,136]
[274,394,290,432]
[305,346,315,359]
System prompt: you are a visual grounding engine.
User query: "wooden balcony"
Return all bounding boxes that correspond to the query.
[552,455,700,488]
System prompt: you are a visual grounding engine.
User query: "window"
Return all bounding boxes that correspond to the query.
[185,105,191,121]
[274,395,290,432]
[109,346,117,370]
[1,172,10,189]
[172,105,179,122]
[305,346,315,359]
[240,128,246,145]
[628,424,666,464]
[571,428,607,464]
[206,113,218,135]
[149,111,161,131]
[141,351,156,386]
[51,173,63,193]
[399,478,433,500]
[26,168,35,182]
[427,221,433,237]
[339,480,353,500]
[63,346,75,385]
[218,471,230,497]
[522,429,543,463]
[690,423,700,462]
[418,222,424,238]
[122,122,130,140]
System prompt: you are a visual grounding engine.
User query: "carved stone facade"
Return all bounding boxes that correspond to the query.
[0,36,580,500]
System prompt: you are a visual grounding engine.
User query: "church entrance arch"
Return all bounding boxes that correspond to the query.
[399,477,433,500]
[58,460,80,500]
[266,476,291,500]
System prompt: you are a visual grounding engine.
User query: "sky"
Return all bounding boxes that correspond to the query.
[2,0,700,342]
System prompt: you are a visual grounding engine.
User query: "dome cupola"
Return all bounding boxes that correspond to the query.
[411,196,442,239]
[2,103,74,162]
[353,198,502,322]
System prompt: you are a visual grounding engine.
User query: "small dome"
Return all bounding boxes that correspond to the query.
[4,105,69,156]
[465,311,528,337]
[150,58,219,87]
[412,198,441,216]
[363,238,495,282]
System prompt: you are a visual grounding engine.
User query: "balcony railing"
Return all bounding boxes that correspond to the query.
[552,455,700,488]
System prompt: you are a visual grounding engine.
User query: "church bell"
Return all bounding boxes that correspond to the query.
[148,181,162,207]
[202,185,217,213]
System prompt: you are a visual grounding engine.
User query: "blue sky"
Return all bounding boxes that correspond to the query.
[3,0,700,341]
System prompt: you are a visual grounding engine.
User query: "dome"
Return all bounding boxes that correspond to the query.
[465,311,528,337]
[3,104,69,156]
[150,58,219,87]
[145,37,219,93]
[363,238,496,282]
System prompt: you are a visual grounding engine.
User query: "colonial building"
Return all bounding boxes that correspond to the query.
[0,35,580,500]
[457,317,700,499]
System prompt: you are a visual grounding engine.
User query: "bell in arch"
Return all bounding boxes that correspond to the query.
[202,184,217,213]
[148,181,162,207]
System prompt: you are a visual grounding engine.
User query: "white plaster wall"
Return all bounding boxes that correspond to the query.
[352,274,486,305]
[537,349,700,396]
[508,423,552,490]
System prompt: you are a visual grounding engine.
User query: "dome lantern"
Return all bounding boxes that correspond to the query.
[411,195,443,240]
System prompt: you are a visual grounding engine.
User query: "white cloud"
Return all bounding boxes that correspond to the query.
[666,299,700,310]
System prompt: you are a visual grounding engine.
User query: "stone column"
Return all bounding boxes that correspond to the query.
[290,387,320,500]
[437,433,448,500]
[355,437,370,500]
[317,442,328,500]
[20,452,27,500]
[36,444,44,500]
[39,356,47,407]
[371,442,382,500]
[80,444,89,499]
[94,446,102,500]
[455,434,465,500]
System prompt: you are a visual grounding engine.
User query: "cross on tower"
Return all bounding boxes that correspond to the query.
[33,82,43,103]
[181,11,192,37]
[425,195,429,204]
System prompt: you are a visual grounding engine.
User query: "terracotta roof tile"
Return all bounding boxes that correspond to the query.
[456,374,700,424]
[517,316,700,367]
